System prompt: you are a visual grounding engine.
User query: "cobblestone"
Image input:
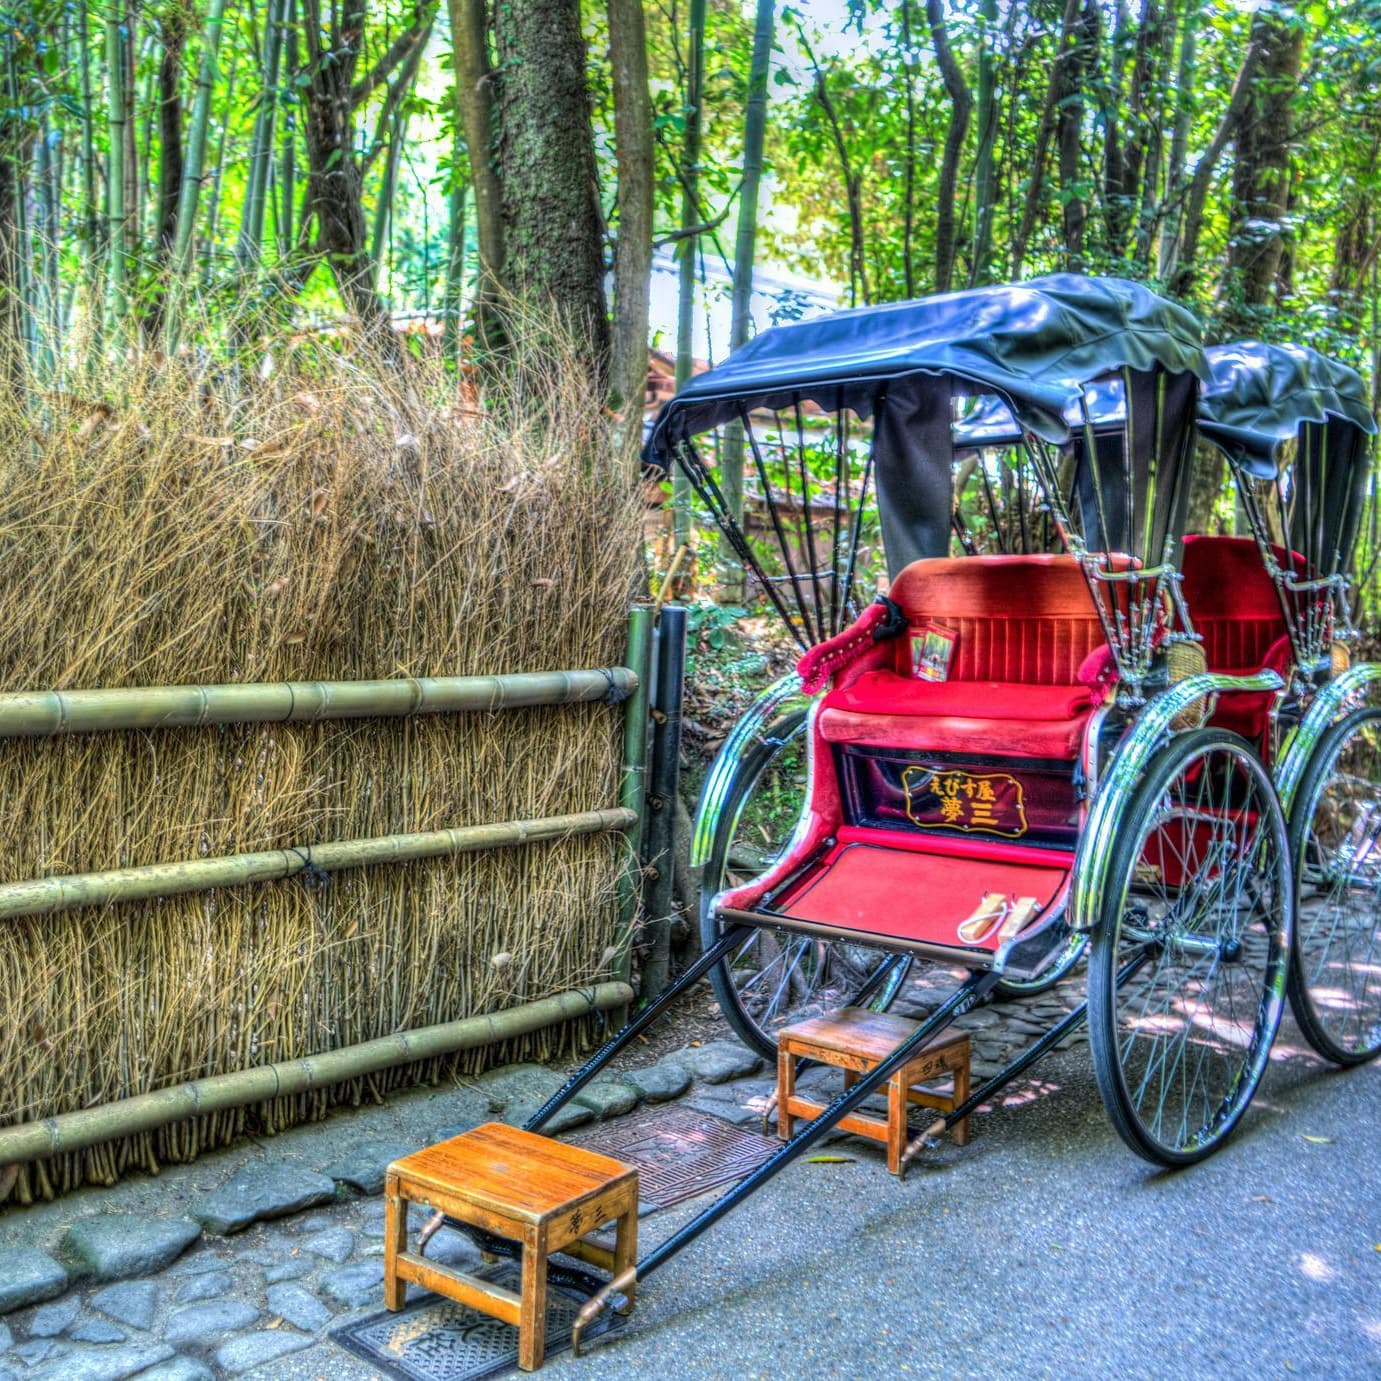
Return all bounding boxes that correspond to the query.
[189,1165,336,1236]
[88,1283,158,1333]
[0,968,1093,1376]
[62,1218,200,1283]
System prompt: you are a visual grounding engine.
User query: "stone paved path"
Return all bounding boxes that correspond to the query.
[0,975,1089,1379]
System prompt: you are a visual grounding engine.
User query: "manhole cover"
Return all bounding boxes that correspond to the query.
[568,1105,778,1209]
[331,1261,625,1381]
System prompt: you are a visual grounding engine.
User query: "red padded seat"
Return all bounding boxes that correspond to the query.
[1180,535,1292,746]
[820,673,1095,758]
[1180,535,1289,672]
[819,554,1110,761]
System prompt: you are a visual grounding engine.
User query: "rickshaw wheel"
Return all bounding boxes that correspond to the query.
[1088,728,1292,1166]
[1286,705,1381,1065]
[698,708,910,1061]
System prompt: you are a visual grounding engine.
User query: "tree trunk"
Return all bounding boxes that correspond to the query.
[448,0,504,311]
[672,0,707,548]
[1168,27,1266,297]
[1157,0,1199,275]
[238,0,288,270]
[493,0,609,387]
[1058,1,1099,270]
[926,0,972,294]
[1222,8,1303,333]
[278,0,298,264]
[1011,0,1081,276]
[166,0,228,343]
[717,0,775,595]
[969,0,999,286]
[608,0,653,424]
[156,8,187,263]
[301,0,395,347]
[443,168,468,364]
[900,0,917,296]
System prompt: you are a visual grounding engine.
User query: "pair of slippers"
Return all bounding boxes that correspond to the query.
[956,892,1041,945]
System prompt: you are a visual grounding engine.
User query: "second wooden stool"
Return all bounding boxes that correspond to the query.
[384,1122,638,1371]
[776,1007,971,1175]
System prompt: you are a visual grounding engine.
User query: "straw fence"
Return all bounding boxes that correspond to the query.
[0,339,641,1204]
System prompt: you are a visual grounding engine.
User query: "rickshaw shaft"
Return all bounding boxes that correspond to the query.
[523,924,753,1134]
[940,949,1152,1133]
[634,970,998,1282]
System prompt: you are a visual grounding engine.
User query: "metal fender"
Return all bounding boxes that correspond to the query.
[1069,670,1285,933]
[690,672,807,868]
[1274,662,1381,817]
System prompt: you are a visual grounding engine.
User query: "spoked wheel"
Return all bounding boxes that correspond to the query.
[699,707,910,1060]
[1088,729,1293,1166]
[1286,706,1381,1065]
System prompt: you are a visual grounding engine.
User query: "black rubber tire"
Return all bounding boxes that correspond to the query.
[1285,705,1381,1066]
[1088,728,1293,1167]
[698,709,909,1060]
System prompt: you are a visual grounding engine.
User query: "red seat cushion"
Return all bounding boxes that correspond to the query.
[887,554,1110,684]
[820,672,1094,759]
[1181,535,1291,673]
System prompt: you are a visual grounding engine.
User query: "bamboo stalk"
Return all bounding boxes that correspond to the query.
[0,981,632,1166]
[170,0,229,283]
[0,807,635,922]
[614,606,654,985]
[104,8,127,330]
[0,667,636,739]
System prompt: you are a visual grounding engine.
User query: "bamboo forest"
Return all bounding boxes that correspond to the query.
[3,1,1381,558]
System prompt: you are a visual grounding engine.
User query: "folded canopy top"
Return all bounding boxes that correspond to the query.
[646,273,1207,464]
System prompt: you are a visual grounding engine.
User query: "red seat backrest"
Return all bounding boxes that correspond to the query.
[1180,535,1289,672]
[888,554,1105,684]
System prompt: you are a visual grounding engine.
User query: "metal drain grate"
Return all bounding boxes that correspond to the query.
[331,1261,625,1381]
[568,1104,778,1209]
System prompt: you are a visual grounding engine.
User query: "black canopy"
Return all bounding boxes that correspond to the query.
[647,274,1206,459]
[648,274,1208,576]
[1197,341,1376,479]
[1199,341,1376,574]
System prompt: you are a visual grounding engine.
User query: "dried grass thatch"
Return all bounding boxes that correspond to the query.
[0,329,641,1204]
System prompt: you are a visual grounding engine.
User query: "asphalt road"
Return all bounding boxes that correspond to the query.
[547,1024,1381,1380]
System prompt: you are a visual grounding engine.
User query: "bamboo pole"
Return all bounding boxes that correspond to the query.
[0,981,632,1166]
[613,606,655,991]
[0,667,636,739]
[0,807,635,922]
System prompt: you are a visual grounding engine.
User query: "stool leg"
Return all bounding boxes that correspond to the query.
[887,1074,904,1175]
[777,1047,794,1142]
[952,1056,971,1147]
[613,1204,638,1313]
[383,1173,408,1311]
[518,1235,548,1372]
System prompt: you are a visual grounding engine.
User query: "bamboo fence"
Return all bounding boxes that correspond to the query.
[0,338,643,1204]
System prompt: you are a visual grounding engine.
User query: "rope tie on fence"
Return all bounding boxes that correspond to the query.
[600,667,631,704]
[288,846,332,893]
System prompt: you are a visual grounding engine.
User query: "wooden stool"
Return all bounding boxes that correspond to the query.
[777,1007,971,1175]
[384,1123,638,1371]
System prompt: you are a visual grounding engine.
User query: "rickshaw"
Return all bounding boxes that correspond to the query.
[426,278,1299,1343]
[1187,341,1380,1063]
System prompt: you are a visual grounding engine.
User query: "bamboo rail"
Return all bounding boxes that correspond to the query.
[0,667,637,738]
[0,808,636,922]
[0,982,634,1165]
[614,606,655,985]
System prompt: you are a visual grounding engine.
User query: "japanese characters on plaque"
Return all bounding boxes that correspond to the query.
[901,766,1029,839]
